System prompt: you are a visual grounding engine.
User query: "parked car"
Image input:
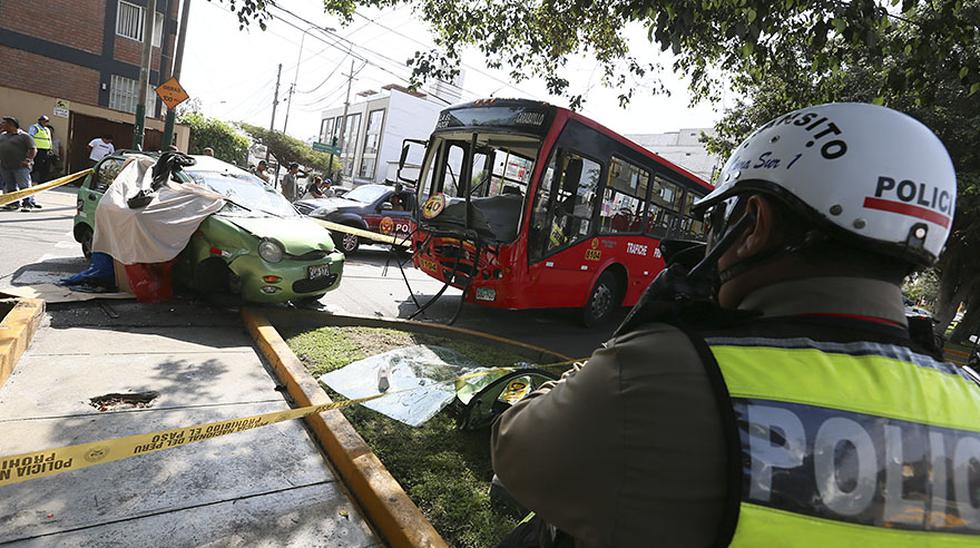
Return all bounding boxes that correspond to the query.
[294,183,415,254]
[73,153,345,304]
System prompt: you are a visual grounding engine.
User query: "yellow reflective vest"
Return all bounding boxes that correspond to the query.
[705,334,980,546]
[29,124,51,150]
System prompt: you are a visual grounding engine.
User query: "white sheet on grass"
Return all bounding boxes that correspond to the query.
[318,345,487,427]
[92,157,225,265]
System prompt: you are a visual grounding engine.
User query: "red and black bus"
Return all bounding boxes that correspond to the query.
[404,98,712,325]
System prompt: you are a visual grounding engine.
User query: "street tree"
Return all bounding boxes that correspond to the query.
[178,112,252,165]
[238,123,342,176]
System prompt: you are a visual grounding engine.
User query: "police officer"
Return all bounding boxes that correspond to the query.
[491,103,980,546]
[28,115,52,184]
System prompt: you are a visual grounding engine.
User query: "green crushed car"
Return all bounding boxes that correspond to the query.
[72,152,344,304]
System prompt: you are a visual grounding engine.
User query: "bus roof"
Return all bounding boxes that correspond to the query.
[440,98,714,192]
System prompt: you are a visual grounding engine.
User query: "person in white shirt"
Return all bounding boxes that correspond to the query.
[87,134,115,166]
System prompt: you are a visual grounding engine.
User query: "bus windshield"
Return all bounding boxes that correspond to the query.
[417,131,540,243]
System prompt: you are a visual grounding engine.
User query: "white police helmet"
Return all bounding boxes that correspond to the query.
[695,103,956,266]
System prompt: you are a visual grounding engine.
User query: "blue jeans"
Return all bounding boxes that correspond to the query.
[0,167,35,207]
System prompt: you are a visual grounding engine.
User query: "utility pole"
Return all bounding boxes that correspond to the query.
[335,59,355,182]
[132,0,157,150]
[162,0,191,148]
[267,63,283,187]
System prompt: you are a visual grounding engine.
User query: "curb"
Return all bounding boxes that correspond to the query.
[0,298,45,390]
[242,308,448,548]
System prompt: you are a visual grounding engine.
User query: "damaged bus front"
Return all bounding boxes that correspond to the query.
[407,100,555,309]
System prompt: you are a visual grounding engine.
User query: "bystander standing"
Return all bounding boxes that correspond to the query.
[0,116,40,211]
[87,134,115,166]
[254,160,270,183]
[202,147,214,157]
[46,121,64,177]
[281,163,304,202]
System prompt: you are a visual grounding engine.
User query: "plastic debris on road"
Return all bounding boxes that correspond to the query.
[318,345,487,427]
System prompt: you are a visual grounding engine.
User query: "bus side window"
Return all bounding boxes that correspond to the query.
[645,175,683,237]
[599,157,649,234]
[547,153,601,252]
[678,190,707,239]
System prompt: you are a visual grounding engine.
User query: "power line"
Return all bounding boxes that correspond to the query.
[297,49,350,94]
[350,10,541,99]
[267,3,456,104]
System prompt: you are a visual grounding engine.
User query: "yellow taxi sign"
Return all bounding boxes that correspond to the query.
[155,77,190,110]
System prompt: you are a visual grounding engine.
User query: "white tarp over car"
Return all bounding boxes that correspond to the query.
[92,157,225,265]
[319,345,488,427]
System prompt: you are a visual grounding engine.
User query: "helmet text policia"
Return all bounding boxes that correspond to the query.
[694,103,957,267]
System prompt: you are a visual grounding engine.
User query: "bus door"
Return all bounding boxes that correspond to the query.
[527,150,604,307]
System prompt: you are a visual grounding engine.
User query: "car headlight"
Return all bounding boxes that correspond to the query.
[258,239,284,263]
[311,207,331,218]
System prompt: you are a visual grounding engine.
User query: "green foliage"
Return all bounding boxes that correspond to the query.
[904,269,940,309]
[211,0,980,109]
[283,326,531,547]
[238,123,341,175]
[177,112,251,166]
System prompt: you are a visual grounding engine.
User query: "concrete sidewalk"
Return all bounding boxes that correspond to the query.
[0,302,377,547]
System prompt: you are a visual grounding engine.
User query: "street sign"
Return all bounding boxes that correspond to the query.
[313,142,341,155]
[155,77,190,110]
[53,99,70,118]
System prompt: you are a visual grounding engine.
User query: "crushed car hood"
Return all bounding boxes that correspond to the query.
[226,216,335,254]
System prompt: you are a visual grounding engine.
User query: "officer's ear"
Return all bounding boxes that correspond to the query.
[731,195,780,260]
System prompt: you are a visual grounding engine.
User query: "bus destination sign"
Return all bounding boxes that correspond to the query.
[435,105,552,133]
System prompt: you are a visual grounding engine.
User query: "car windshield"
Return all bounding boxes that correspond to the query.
[343,185,389,204]
[187,170,298,218]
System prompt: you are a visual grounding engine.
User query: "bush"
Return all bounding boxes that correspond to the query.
[178,112,251,166]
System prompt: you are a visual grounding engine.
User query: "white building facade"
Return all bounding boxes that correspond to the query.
[319,85,447,185]
[626,128,722,183]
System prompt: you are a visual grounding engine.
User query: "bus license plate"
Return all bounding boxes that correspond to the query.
[308,264,331,279]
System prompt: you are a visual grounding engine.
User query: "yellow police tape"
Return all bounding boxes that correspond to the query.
[0,169,93,207]
[313,218,412,248]
[0,358,581,488]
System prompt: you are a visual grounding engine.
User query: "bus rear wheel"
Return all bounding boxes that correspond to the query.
[582,271,620,327]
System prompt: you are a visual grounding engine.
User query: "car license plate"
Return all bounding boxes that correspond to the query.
[308,264,331,279]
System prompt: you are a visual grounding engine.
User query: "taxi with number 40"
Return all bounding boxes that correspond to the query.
[73,153,345,304]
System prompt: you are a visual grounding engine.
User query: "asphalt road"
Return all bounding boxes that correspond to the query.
[0,186,618,358]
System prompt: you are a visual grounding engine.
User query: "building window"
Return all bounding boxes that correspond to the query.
[358,157,376,179]
[357,109,384,179]
[362,109,384,156]
[117,2,164,47]
[599,156,650,234]
[340,113,361,177]
[109,74,156,116]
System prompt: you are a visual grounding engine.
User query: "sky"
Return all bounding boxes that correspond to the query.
[180,0,731,143]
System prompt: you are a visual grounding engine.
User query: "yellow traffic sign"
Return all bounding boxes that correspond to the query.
[155,77,190,110]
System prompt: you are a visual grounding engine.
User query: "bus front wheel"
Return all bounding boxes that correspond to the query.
[582,271,620,327]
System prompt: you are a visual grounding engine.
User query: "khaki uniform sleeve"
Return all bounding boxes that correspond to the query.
[491,323,727,547]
